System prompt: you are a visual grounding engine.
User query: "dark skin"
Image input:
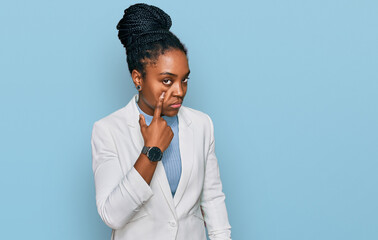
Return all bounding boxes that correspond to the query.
[131,49,190,184]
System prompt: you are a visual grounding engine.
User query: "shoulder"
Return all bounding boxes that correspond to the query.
[92,96,137,131]
[179,106,215,148]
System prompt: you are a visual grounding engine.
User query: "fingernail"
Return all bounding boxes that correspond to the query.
[160,92,165,99]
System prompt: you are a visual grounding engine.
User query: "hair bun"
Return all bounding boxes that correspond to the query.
[117,3,172,49]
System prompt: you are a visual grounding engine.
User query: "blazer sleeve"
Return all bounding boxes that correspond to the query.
[91,120,154,230]
[200,115,232,240]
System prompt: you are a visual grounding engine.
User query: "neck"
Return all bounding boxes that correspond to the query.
[137,97,158,116]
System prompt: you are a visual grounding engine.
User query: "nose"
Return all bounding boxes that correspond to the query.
[172,81,184,97]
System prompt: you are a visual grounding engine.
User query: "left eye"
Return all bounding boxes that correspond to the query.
[163,79,172,85]
[182,77,189,83]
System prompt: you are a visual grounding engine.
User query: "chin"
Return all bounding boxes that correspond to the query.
[163,109,179,117]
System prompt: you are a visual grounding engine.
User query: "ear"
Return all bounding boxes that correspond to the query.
[131,69,143,88]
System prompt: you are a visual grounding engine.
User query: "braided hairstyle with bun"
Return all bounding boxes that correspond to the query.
[116,3,187,78]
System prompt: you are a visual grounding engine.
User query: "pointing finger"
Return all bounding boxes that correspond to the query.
[153,92,165,119]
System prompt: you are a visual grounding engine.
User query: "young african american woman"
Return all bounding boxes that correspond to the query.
[91,3,231,240]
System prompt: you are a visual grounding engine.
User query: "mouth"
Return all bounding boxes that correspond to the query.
[169,101,182,109]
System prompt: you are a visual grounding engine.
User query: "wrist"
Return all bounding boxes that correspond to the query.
[141,146,163,162]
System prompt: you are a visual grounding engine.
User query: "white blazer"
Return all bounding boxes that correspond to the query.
[91,94,231,240]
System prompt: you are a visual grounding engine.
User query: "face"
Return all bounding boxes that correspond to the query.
[133,49,190,117]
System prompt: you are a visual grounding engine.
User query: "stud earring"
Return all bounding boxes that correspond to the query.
[136,85,141,91]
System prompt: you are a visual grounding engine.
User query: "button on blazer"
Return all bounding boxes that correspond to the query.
[91,94,231,240]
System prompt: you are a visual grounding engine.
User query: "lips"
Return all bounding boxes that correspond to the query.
[170,101,182,109]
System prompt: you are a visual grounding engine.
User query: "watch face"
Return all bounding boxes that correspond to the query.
[148,147,162,162]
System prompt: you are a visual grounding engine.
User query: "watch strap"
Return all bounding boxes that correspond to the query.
[141,146,150,155]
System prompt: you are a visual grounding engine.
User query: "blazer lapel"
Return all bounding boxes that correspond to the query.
[125,95,144,152]
[173,107,194,208]
[154,161,177,219]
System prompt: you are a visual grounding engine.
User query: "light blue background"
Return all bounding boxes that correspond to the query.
[1,0,377,239]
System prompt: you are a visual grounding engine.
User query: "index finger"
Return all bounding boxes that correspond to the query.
[153,92,165,119]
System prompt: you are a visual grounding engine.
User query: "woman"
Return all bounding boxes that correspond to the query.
[91,3,231,240]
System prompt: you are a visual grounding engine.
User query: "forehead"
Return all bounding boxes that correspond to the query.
[144,49,189,75]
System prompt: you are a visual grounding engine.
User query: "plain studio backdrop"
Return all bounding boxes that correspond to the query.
[1,0,377,239]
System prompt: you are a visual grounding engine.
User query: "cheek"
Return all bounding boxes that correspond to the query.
[144,85,166,106]
[141,92,157,110]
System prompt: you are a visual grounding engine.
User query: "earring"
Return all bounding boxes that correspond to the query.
[136,85,141,91]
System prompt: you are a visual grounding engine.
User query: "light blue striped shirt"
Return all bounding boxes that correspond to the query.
[136,102,182,197]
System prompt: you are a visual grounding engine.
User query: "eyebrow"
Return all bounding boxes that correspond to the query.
[159,70,191,77]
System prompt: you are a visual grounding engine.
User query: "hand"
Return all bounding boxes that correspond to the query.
[139,92,174,152]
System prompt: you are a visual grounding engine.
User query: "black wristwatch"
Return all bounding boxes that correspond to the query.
[141,146,163,162]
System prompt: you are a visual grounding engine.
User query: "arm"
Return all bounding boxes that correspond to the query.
[91,92,172,230]
[91,121,154,230]
[200,115,232,240]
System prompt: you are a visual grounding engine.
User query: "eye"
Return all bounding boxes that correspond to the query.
[182,77,190,83]
[162,79,172,85]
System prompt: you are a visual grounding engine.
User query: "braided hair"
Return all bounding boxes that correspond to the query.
[116,3,187,78]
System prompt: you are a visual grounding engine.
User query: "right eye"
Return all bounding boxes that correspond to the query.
[162,79,172,85]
